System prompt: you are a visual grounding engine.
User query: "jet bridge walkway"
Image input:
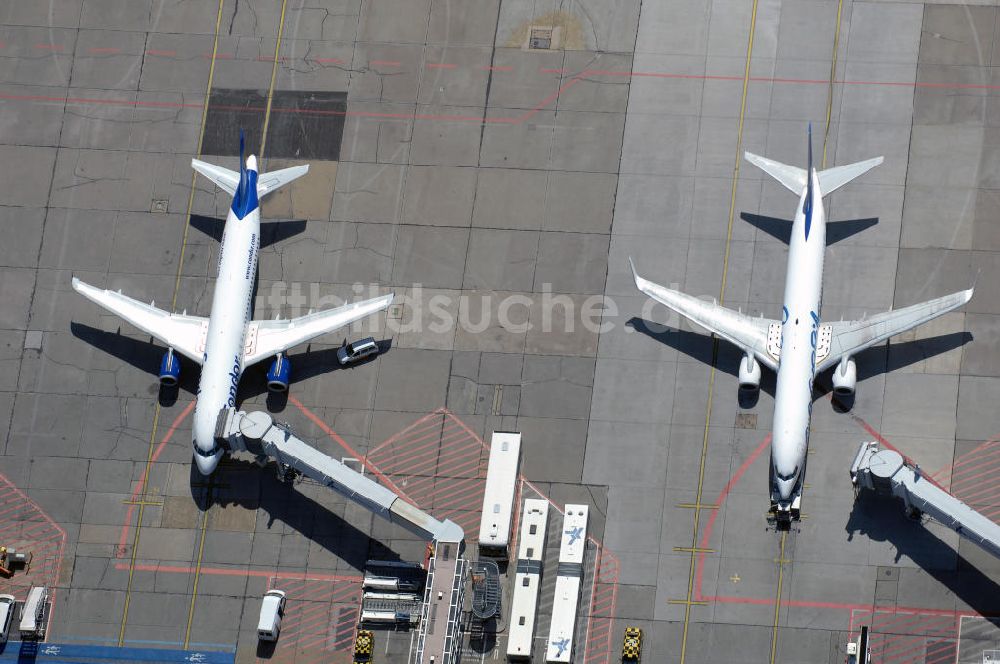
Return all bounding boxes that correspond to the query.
[850,441,1000,561]
[214,408,467,663]
[215,408,464,543]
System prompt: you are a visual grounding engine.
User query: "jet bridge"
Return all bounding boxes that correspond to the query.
[214,408,467,664]
[850,441,1000,561]
[214,408,464,544]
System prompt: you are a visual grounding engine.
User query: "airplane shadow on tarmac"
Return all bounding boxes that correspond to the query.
[189,214,308,248]
[846,494,1000,617]
[740,213,879,246]
[627,317,971,411]
[186,454,406,572]
[70,322,391,412]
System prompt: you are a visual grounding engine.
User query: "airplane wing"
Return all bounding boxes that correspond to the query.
[72,278,207,364]
[243,293,394,366]
[630,259,780,370]
[816,288,974,373]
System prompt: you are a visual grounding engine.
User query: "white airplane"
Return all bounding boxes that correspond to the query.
[630,126,973,523]
[73,133,394,475]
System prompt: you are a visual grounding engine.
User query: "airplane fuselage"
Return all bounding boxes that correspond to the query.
[191,158,261,475]
[771,168,825,509]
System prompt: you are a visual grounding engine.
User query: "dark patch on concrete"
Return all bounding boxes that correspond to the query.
[203,88,347,161]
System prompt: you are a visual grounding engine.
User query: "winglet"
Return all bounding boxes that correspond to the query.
[628,257,642,287]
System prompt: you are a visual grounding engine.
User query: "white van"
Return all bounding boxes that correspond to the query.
[19,586,47,641]
[257,589,286,642]
[0,595,15,643]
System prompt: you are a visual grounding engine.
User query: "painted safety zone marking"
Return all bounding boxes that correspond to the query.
[0,473,66,618]
[263,577,361,659]
[849,609,957,663]
[367,410,488,536]
[931,436,1000,523]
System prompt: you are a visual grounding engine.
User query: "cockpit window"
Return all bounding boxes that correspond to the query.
[776,466,798,481]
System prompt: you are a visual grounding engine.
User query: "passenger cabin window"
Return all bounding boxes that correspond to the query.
[519,616,526,625]
[529,525,537,534]
[527,547,534,557]
[522,578,530,587]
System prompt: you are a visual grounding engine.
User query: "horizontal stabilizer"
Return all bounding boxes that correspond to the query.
[816,157,884,195]
[256,164,309,198]
[191,159,239,196]
[191,160,310,199]
[744,152,806,194]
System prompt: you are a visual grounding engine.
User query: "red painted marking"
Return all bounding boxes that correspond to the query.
[202,52,234,60]
[540,67,566,74]
[848,411,950,492]
[88,47,121,54]
[312,57,344,64]
[695,434,771,599]
[426,63,456,69]
[116,561,362,582]
[288,394,412,502]
[256,55,287,63]
[481,65,512,72]
[118,400,196,555]
[944,446,1000,489]
[34,43,63,51]
[146,49,176,57]
[368,411,444,456]
[369,59,401,67]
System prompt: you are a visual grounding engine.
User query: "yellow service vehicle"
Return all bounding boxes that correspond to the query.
[354,629,374,663]
[622,626,642,662]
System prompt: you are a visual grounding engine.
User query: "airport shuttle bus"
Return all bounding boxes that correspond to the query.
[506,499,549,660]
[546,504,590,662]
[478,432,522,557]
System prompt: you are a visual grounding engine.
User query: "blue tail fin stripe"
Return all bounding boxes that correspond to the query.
[231,129,259,220]
[804,123,813,241]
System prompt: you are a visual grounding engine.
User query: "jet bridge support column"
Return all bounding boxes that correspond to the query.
[850,441,1000,561]
[214,408,464,544]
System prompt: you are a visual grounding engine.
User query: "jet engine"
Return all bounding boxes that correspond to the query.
[158,348,180,386]
[266,354,291,392]
[832,357,857,396]
[738,353,761,391]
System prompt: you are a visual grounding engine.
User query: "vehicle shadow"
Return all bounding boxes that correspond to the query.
[845,492,1000,617]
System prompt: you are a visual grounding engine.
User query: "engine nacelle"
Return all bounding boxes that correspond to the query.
[832,357,857,396]
[158,348,180,387]
[738,353,761,391]
[266,354,290,392]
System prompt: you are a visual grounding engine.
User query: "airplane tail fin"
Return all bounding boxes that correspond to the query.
[745,124,883,197]
[191,128,309,202]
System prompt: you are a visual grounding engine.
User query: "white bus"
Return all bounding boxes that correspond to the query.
[506,499,549,660]
[546,504,589,662]
[478,432,522,557]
